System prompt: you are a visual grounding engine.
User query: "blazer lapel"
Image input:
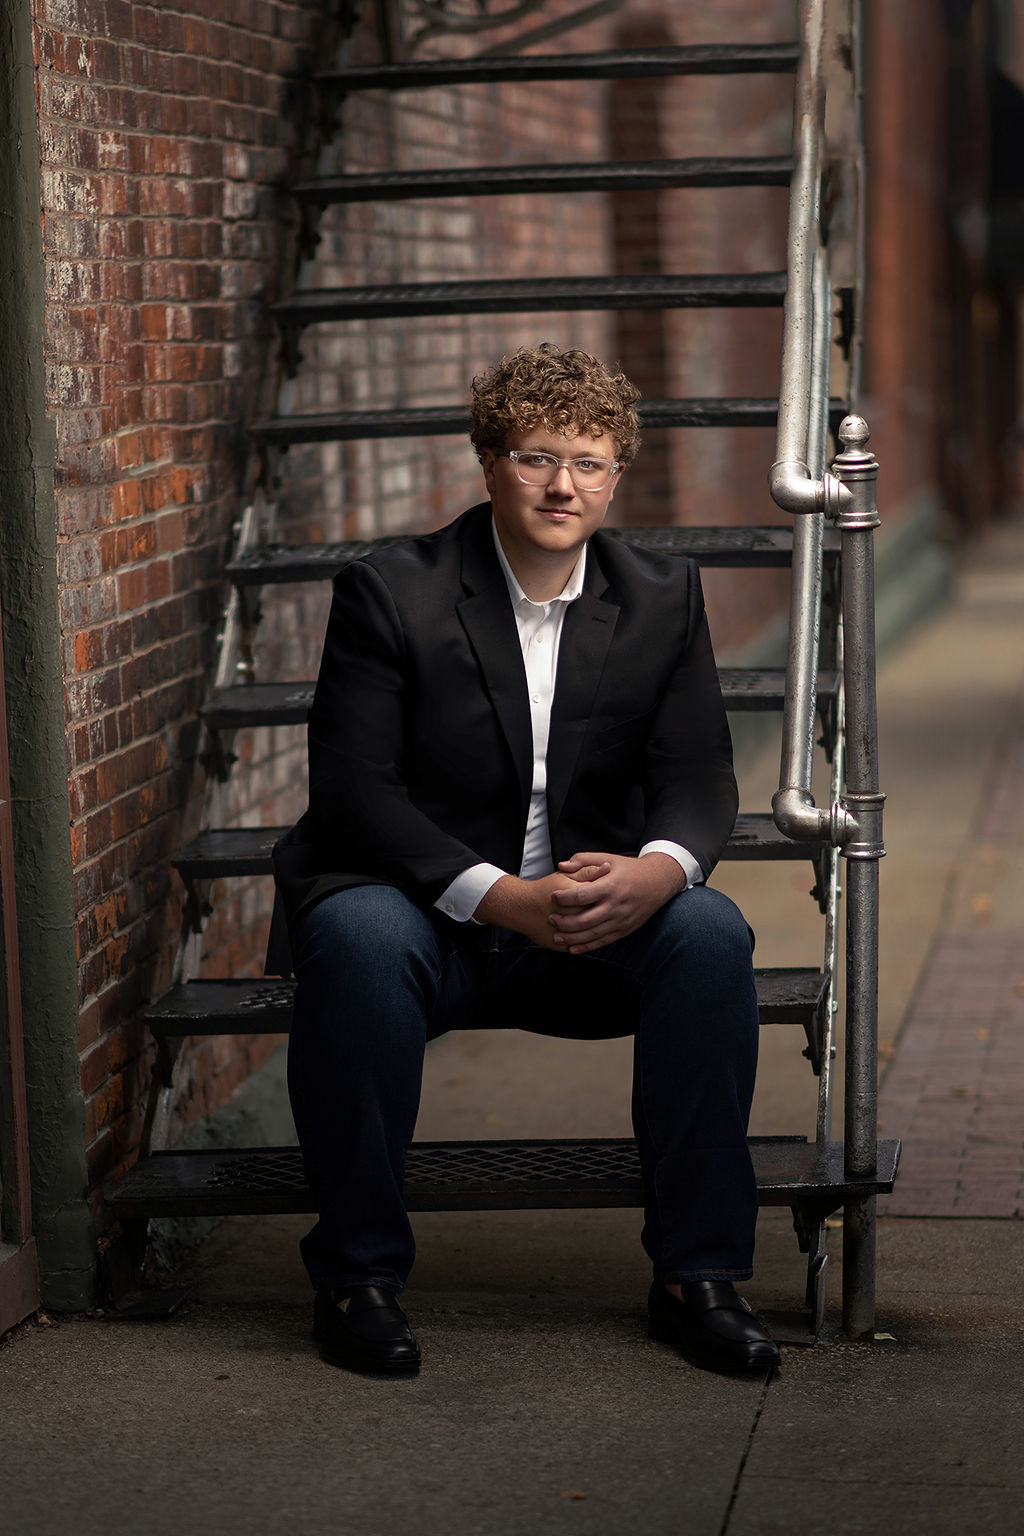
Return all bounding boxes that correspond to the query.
[546,552,620,831]
[456,510,533,812]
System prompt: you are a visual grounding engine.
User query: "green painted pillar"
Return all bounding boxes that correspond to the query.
[0,0,95,1308]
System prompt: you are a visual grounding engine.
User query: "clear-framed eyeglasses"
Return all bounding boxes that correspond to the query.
[504,450,621,492]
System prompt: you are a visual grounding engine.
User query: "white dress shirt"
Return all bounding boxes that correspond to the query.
[434,521,704,922]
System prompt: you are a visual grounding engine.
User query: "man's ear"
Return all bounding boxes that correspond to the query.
[480,450,497,496]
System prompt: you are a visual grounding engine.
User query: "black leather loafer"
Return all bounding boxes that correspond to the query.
[648,1280,780,1374]
[313,1285,421,1373]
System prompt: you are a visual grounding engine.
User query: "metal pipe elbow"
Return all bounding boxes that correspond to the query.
[772,786,831,842]
[769,459,851,519]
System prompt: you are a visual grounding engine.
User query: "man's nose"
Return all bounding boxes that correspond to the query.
[547,463,575,493]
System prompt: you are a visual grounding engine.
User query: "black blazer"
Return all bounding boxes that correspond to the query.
[268,502,738,971]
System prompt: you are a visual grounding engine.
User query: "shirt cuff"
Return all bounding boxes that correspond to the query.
[435,863,509,923]
[639,840,704,890]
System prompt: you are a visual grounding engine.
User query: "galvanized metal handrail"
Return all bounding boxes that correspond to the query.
[768,2,845,521]
[769,0,885,1339]
[770,0,852,848]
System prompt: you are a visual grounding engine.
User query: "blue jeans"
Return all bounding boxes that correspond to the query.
[287,882,760,1294]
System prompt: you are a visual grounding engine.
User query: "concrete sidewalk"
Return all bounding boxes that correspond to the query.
[4,517,1024,1536]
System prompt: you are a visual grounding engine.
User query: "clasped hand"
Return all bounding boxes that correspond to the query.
[474,852,685,954]
[547,851,685,954]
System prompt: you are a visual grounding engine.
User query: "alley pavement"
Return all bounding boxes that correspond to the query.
[4,516,1024,1536]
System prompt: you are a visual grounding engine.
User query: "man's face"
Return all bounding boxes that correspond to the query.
[481,426,624,570]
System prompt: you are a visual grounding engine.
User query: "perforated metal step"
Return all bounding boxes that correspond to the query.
[199,669,838,734]
[226,524,841,586]
[250,398,770,451]
[292,157,793,209]
[104,1136,900,1220]
[315,43,800,93]
[144,967,828,1040]
[250,398,848,450]
[202,682,315,730]
[170,812,827,887]
[273,273,787,328]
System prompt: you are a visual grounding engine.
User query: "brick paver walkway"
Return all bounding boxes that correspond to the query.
[878,930,1024,1216]
[876,657,1024,1218]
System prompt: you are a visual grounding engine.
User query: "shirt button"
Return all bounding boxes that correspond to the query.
[532,694,541,703]
[444,903,454,914]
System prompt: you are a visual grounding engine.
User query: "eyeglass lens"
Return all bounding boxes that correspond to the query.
[511,453,614,489]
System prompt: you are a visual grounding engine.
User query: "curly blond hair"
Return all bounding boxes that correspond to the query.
[469,342,641,464]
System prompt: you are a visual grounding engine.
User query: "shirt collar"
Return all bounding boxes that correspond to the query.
[490,517,588,609]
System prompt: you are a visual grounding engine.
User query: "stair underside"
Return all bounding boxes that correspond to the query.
[105,1136,900,1219]
[227,524,841,585]
[292,157,793,207]
[273,273,787,328]
[315,43,801,93]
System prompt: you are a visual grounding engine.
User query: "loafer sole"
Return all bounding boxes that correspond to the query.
[314,1323,421,1373]
[648,1318,780,1373]
[318,1340,421,1374]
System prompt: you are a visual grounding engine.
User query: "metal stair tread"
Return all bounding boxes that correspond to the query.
[144,967,827,1036]
[250,398,847,446]
[291,157,794,205]
[226,525,841,585]
[171,812,828,884]
[272,273,787,326]
[104,1135,900,1219]
[201,669,838,731]
[315,43,801,93]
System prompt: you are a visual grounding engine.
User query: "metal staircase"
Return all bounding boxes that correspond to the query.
[106,1,896,1338]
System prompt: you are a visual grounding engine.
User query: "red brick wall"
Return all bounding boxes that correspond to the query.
[861,0,951,527]
[36,0,330,1189]
[606,0,796,655]
[864,0,1013,534]
[271,4,614,547]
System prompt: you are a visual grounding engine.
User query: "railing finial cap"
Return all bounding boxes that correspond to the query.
[838,414,870,450]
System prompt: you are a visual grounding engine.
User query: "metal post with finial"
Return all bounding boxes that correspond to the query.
[831,413,886,1340]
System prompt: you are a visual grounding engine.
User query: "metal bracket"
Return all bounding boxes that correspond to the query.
[808,842,831,915]
[835,285,857,361]
[199,731,238,786]
[800,990,829,1075]
[298,200,325,263]
[180,877,212,941]
[280,323,304,380]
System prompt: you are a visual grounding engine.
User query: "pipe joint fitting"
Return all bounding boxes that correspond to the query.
[772,786,831,842]
[838,790,886,860]
[769,459,853,520]
[831,416,881,530]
